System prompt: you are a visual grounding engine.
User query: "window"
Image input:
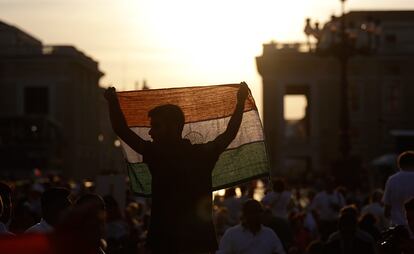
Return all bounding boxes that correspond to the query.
[284,85,310,140]
[24,87,49,115]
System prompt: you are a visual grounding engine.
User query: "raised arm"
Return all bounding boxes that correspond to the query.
[104,87,147,154]
[213,82,249,152]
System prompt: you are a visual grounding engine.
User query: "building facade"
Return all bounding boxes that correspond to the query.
[256,11,414,183]
[0,20,123,179]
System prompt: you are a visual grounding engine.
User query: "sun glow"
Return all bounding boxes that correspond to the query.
[4,0,411,116]
[114,0,312,115]
[115,0,311,88]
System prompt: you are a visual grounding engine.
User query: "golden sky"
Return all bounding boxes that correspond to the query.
[2,0,414,118]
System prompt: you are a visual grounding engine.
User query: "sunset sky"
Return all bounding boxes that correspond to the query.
[2,0,414,118]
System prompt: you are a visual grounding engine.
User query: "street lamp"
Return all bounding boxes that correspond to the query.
[304,0,381,159]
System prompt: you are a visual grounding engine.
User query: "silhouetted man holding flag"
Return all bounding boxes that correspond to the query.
[104,82,249,253]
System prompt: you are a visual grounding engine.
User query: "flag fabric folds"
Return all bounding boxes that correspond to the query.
[117,84,270,196]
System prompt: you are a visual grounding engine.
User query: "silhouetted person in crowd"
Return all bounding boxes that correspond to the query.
[262,178,293,220]
[399,198,414,253]
[310,177,345,241]
[0,182,14,236]
[26,187,71,234]
[222,187,242,225]
[52,193,107,254]
[217,199,286,254]
[105,82,249,253]
[27,183,45,221]
[359,213,381,241]
[384,151,414,226]
[325,205,376,254]
[214,207,231,242]
[103,195,130,254]
[261,208,293,252]
[72,193,106,254]
[362,189,388,230]
[290,212,313,253]
[306,240,326,254]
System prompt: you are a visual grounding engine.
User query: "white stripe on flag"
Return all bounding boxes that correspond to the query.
[121,110,264,163]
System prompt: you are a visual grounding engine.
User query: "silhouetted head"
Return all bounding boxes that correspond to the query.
[75,193,105,211]
[307,240,326,254]
[241,199,264,234]
[239,184,248,196]
[398,151,414,171]
[0,182,12,223]
[271,178,286,193]
[75,193,106,242]
[224,187,236,198]
[41,187,72,226]
[370,189,383,203]
[148,104,185,143]
[338,205,359,237]
[359,213,377,228]
[103,195,122,222]
[56,194,106,253]
[405,198,414,233]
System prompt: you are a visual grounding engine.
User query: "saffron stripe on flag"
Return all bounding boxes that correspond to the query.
[117,84,256,127]
[118,84,270,196]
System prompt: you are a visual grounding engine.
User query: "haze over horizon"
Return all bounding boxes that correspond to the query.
[2,0,414,118]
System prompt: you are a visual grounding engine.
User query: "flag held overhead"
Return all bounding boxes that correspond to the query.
[117,84,270,196]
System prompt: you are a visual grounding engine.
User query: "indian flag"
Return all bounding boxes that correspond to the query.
[117,84,270,196]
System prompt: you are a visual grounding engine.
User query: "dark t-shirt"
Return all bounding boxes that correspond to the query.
[143,139,224,252]
[325,233,376,254]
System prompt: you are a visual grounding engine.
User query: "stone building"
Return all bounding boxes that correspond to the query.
[0,20,123,179]
[256,11,414,182]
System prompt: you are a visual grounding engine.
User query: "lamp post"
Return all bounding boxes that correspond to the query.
[305,0,381,160]
[305,0,381,187]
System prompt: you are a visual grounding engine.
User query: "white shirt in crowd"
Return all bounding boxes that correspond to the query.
[261,191,292,219]
[25,218,53,234]
[217,224,286,254]
[383,170,414,226]
[361,202,389,230]
[310,190,345,221]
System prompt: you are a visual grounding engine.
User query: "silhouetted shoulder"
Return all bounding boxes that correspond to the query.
[200,140,227,156]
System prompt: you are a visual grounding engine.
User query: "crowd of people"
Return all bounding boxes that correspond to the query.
[0,150,413,253]
[0,84,413,253]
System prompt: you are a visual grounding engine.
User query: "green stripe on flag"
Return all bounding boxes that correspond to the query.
[127,141,269,196]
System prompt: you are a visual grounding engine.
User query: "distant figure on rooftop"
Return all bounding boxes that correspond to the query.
[104,82,249,253]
